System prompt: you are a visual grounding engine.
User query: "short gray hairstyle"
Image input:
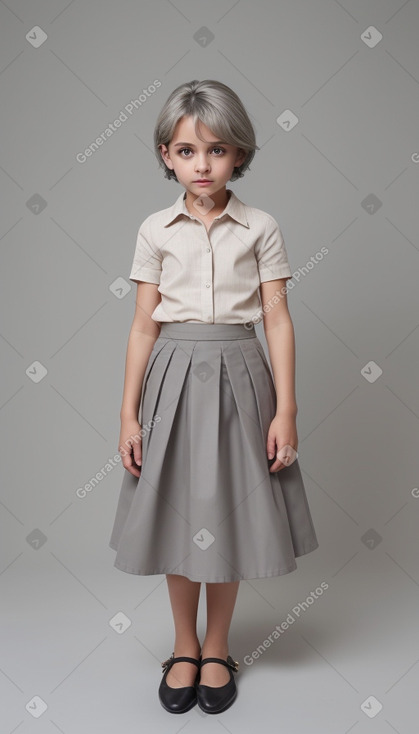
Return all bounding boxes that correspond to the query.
[153,79,259,182]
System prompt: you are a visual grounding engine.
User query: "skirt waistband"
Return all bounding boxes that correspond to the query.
[158,322,256,341]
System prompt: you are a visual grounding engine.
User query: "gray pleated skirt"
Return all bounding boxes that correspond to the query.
[108,322,319,582]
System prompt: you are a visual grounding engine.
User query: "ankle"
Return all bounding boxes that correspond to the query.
[201,641,229,658]
[173,637,201,656]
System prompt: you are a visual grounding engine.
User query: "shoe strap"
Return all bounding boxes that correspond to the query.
[200,654,239,672]
[161,652,201,673]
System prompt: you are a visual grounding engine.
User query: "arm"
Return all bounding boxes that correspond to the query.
[119,281,161,475]
[260,278,298,472]
[260,278,297,416]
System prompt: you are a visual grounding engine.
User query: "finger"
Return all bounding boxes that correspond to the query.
[133,447,142,468]
[119,446,132,470]
[266,433,277,460]
[122,450,141,477]
[127,464,141,478]
[119,442,140,474]
[118,443,132,459]
[121,454,134,471]
[269,459,285,473]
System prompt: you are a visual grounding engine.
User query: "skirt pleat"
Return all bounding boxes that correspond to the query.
[109,323,319,582]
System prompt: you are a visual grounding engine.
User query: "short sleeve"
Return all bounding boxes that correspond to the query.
[129,217,162,284]
[255,215,292,283]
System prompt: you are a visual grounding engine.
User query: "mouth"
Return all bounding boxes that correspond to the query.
[194,179,213,183]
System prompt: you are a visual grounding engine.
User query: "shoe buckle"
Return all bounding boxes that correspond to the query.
[227,655,239,672]
[161,652,174,673]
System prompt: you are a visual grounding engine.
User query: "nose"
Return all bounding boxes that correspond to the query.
[195,154,210,172]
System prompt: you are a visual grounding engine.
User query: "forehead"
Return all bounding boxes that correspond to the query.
[171,115,224,145]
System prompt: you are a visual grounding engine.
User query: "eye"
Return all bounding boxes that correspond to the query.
[177,147,226,157]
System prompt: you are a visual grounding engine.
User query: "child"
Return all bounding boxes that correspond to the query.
[108,79,319,715]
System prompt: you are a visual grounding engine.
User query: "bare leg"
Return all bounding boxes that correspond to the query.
[200,581,240,686]
[164,574,202,688]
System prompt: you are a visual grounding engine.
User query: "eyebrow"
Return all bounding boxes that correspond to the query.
[173,141,227,147]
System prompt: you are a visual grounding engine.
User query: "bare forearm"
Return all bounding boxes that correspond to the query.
[120,328,159,420]
[264,321,298,416]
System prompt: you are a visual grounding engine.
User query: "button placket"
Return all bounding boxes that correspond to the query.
[198,221,214,323]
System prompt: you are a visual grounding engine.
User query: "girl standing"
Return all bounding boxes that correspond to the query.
[109,79,319,715]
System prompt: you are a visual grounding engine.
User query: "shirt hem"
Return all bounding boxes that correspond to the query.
[259,270,292,282]
[129,271,160,284]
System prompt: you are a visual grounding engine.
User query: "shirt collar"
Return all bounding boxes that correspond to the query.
[162,188,249,228]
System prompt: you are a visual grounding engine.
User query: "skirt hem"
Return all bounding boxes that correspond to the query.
[109,540,319,583]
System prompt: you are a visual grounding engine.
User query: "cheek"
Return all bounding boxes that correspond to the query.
[213,157,230,168]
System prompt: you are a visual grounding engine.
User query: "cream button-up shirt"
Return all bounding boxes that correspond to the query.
[129,188,292,325]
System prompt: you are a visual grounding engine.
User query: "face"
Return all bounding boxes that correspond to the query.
[159,115,246,196]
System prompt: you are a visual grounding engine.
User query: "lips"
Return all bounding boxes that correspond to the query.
[194,180,212,183]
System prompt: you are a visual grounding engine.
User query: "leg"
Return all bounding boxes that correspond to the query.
[200,581,240,686]
[164,574,202,688]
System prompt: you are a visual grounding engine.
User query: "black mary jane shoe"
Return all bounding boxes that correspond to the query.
[158,652,201,714]
[196,654,239,714]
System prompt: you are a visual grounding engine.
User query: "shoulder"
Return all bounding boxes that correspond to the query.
[133,209,166,251]
[241,201,282,234]
[137,206,168,232]
[242,205,284,248]
[138,197,187,246]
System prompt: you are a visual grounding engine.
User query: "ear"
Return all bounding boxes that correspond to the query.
[236,148,247,167]
[159,144,173,169]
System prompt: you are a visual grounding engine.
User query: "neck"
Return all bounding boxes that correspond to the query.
[184,187,230,215]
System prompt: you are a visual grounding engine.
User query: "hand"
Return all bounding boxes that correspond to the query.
[267,414,299,473]
[118,418,143,477]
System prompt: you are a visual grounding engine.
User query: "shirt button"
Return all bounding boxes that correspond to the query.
[205,283,210,288]
[206,247,210,252]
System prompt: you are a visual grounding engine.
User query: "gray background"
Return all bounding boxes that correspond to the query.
[1,0,419,731]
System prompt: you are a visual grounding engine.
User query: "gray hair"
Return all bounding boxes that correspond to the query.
[153,79,259,182]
